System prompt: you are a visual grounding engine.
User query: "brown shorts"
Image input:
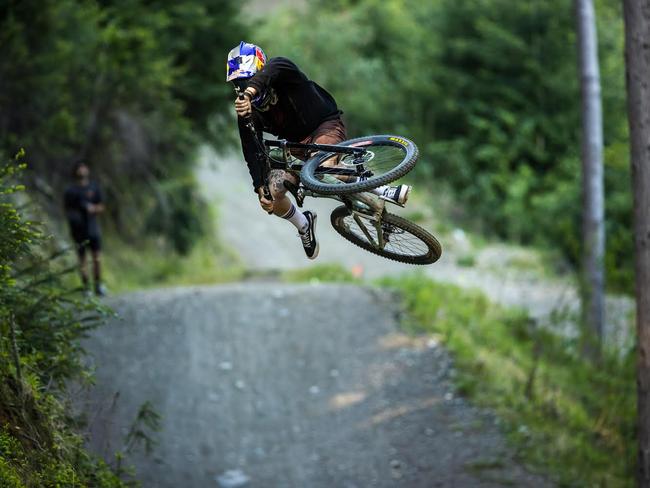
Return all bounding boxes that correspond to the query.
[269,118,347,195]
[291,117,347,160]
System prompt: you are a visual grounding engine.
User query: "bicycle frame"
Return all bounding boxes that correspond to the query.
[263,138,390,249]
[265,139,366,155]
[264,139,373,179]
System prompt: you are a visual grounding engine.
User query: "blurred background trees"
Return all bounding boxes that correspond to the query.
[0,0,633,292]
[0,0,246,254]
[258,0,632,293]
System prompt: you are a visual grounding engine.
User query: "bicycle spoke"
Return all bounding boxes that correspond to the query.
[343,214,430,258]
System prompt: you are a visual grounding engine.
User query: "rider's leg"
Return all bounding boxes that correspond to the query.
[268,169,292,215]
[269,170,308,232]
[269,170,318,259]
[270,168,318,259]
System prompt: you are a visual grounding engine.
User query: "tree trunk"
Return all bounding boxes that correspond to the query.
[622,1,650,485]
[575,0,605,355]
[8,313,22,387]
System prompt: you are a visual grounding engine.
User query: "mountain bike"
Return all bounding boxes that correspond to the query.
[241,113,442,265]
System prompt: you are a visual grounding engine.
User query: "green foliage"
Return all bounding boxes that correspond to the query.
[0,0,246,252]
[258,3,390,134]
[102,234,243,292]
[260,0,633,292]
[144,176,212,255]
[282,264,360,284]
[0,420,126,488]
[456,254,476,267]
[380,274,635,487]
[123,402,162,457]
[0,155,129,486]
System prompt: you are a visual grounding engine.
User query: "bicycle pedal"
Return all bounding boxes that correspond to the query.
[378,195,406,208]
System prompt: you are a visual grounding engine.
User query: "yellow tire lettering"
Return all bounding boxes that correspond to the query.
[389,137,409,146]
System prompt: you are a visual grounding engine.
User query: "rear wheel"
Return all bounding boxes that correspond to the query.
[330,206,442,264]
[300,135,418,195]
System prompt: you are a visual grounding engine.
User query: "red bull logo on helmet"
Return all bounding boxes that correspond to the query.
[226,41,267,82]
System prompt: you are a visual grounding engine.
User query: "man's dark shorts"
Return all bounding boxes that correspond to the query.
[71,228,102,257]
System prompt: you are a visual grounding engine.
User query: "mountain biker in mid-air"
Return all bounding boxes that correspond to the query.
[227,41,411,259]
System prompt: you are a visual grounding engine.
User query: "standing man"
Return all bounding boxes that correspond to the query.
[64,161,106,296]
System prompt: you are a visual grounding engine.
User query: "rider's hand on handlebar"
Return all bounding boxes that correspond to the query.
[257,187,274,213]
[235,88,257,118]
[235,96,252,117]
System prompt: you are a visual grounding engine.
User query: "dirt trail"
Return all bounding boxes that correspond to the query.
[197,147,633,349]
[83,284,549,487]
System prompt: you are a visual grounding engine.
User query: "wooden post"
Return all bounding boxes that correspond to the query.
[622,1,650,485]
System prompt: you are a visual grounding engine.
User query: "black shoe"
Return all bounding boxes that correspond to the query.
[94,283,107,297]
[299,211,319,260]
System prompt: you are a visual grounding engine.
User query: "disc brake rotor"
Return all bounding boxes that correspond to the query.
[340,150,375,167]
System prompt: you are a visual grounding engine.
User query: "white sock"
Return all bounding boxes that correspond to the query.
[280,204,309,233]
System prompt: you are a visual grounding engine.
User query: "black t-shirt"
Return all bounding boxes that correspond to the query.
[64,181,103,237]
[238,57,342,190]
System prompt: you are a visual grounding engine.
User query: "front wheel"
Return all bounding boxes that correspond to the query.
[330,206,442,264]
[300,135,418,195]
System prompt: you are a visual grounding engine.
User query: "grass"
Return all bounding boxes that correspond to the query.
[282,263,361,284]
[456,254,476,267]
[100,236,244,293]
[378,273,636,488]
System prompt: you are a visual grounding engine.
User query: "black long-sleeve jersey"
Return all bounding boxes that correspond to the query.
[237,57,342,191]
[63,181,103,237]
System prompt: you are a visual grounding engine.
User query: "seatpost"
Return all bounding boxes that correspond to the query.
[239,93,273,215]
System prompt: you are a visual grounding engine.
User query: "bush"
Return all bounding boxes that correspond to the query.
[0,153,129,487]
